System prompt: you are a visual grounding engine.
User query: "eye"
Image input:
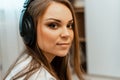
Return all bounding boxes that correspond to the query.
[67,23,74,29]
[47,23,58,29]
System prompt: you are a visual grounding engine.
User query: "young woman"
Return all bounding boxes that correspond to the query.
[4,0,84,80]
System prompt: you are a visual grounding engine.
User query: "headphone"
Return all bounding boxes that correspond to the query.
[19,0,35,47]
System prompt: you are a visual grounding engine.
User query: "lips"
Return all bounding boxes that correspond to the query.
[56,43,70,45]
[56,42,70,49]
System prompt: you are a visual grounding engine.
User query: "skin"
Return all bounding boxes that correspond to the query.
[37,2,74,62]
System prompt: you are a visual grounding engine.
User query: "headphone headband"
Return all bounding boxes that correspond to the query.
[24,0,32,8]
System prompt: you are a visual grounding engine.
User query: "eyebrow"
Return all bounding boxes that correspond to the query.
[45,18,73,23]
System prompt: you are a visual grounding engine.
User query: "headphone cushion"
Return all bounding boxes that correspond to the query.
[19,10,35,46]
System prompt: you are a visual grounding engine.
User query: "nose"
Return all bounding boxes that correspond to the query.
[60,27,70,38]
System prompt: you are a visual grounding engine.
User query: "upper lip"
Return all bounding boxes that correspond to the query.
[56,43,70,45]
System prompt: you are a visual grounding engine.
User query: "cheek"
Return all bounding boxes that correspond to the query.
[37,26,57,50]
[70,30,74,41]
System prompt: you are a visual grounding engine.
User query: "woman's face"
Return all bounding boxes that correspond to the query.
[37,2,74,61]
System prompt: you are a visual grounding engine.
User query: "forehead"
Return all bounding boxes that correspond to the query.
[42,2,73,21]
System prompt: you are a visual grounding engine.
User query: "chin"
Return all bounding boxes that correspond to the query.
[57,52,69,57]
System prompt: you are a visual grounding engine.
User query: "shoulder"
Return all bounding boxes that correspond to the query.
[5,54,32,80]
[29,66,56,80]
[5,54,56,80]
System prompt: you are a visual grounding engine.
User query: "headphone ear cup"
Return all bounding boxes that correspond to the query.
[19,10,35,47]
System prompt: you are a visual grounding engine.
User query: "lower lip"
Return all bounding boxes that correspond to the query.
[57,44,70,48]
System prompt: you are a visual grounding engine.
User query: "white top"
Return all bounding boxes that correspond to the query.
[5,54,56,80]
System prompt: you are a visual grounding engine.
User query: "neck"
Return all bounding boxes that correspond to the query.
[42,51,56,63]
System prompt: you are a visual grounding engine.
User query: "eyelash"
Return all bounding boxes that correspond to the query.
[67,23,74,29]
[46,22,74,29]
[47,23,59,29]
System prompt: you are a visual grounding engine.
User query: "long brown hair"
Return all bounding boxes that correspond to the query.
[4,0,84,80]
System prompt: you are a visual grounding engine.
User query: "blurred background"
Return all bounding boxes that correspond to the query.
[0,0,120,80]
[0,0,25,79]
